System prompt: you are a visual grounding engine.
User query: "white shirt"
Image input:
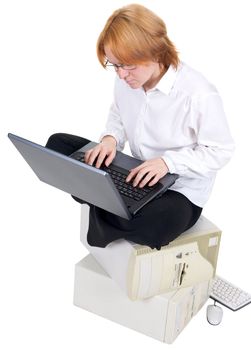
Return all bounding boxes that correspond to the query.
[100,61,235,207]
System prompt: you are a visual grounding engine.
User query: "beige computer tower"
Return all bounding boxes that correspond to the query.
[73,254,212,344]
[80,205,221,300]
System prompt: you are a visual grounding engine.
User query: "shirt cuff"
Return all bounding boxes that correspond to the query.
[161,155,177,174]
[161,154,188,175]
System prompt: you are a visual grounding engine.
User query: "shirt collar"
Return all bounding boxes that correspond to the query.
[148,62,181,95]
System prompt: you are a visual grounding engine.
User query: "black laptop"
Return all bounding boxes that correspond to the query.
[8,133,178,220]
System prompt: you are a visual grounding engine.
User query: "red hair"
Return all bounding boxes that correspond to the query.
[97,4,179,69]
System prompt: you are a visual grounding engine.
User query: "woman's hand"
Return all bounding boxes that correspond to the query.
[84,135,117,168]
[126,158,169,188]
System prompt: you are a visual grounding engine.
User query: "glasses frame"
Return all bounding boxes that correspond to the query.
[105,59,137,71]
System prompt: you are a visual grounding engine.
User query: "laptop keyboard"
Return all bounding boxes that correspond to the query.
[102,165,154,201]
[71,151,156,201]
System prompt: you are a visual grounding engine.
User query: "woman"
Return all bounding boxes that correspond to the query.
[46,4,234,250]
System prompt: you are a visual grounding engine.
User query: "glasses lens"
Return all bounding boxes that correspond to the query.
[123,65,136,70]
[105,59,136,71]
[105,64,115,71]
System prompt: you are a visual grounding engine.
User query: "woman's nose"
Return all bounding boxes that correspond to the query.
[117,67,129,80]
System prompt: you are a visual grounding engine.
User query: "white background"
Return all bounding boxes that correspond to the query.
[1,0,251,349]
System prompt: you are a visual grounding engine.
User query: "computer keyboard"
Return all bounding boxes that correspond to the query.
[70,151,156,201]
[210,275,251,311]
[102,165,155,201]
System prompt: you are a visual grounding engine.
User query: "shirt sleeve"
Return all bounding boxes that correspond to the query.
[99,79,127,151]
[161,93,235,177]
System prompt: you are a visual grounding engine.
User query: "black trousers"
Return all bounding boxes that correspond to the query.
[46,133,203,250]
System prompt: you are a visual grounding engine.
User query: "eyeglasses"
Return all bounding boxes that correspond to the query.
[105,59,136,71]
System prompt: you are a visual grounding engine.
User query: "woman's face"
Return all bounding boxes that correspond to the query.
[104,46,162,91]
